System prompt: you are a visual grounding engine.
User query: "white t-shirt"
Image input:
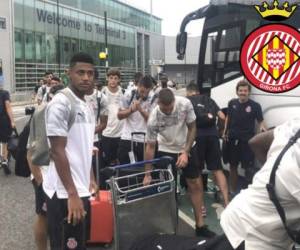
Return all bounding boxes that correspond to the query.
[37,85,51,103]
[146,96,196,154]
[85,89,108,142]
[221,117,300,250]
[120,89,155,143]
[43,88,95,199]
[102,86,124,138]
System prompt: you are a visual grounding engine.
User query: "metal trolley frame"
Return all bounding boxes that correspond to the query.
[107,157,177,250]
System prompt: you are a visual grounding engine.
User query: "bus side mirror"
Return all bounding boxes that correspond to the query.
[176,32,187,60]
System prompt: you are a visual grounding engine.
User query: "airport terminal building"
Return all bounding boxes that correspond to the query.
[0,0,162,92]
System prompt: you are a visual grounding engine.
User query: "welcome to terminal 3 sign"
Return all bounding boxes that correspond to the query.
[36,9,127,40]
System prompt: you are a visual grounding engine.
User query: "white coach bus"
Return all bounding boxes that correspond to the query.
[177,0,300,129]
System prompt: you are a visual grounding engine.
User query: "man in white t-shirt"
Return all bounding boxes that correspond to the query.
[101,68,125,165]
[117,75,154,164]
[126,72,143,93]
[143,88,216,238]
[27,83,64,250]
[36,72,53,105]
[85,72,108,145]
[43,53,97,250]
[220,118,300,250]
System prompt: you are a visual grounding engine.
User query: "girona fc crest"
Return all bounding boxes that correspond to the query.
[66,238,78,249]
[240,24,300,93]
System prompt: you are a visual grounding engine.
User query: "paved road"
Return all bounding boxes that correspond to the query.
[0,168,36,250]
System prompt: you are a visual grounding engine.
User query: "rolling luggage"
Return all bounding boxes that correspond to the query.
[117,132,146,188]
[129,234,240,250]
[89,191,113,243]
[88,150,114,244]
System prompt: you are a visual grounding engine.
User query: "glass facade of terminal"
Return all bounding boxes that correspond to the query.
[48,0,161,33]
[13,0,161,91]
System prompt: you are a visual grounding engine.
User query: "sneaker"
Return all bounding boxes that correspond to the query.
[202,206,207,217]
[2,161,11,175]
[195,225,216,238]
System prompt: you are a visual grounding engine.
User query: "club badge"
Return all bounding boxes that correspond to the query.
[240,0,300,93]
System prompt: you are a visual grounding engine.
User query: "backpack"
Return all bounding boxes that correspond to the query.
[267,128,300,244]
[129,89,157,106]
[29,88,77,166]
[188,95,217,129]
[15,116,33,177]
[96,90,103,122]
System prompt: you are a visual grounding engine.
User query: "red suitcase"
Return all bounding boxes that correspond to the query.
[89,191,113,243]
[88,148,114,244]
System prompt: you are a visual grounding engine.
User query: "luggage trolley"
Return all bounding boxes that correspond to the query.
[107,156,177,250]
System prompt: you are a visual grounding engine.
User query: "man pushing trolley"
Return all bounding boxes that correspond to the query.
[143,88,216,238]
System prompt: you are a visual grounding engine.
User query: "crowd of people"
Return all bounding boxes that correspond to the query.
[4,51,298,250]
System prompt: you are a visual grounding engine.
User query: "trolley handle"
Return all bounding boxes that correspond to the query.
[100,156,174,177]
[131,132,146,136]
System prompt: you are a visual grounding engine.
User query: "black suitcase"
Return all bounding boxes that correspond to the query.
[129,234,243,250]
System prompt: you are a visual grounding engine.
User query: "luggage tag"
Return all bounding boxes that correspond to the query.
[128,151,136,164]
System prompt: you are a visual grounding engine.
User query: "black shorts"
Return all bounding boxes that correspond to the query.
[101,136,120,164]
[227,139,254,168]
[32,179,47,216]
[196,136,223,171]
[155,149,199,180]
[46,193,90,250]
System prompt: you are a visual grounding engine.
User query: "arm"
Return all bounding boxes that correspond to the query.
[217,110,226,121]
[176,121,196,168]
[49,136,85,224]
[49,137,77,196]
[136,101,150,121]
[5,100,15,128]
[143,141,156,185]
[27,150,43,185]
[117,107,133,120]
[222,116,229,139]
[249,129,274,164]
[258,120,267,132]
[144,142,156,171]
[95,115,108,134]
[184,121,196,154]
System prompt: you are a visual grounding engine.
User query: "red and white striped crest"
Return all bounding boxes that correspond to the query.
[241,24,300,93]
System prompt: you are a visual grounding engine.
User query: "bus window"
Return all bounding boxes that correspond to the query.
[200,24,243,90]
[219,26,241,50]
[204,33,217,65]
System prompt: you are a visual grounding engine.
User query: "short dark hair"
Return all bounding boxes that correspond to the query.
[44,71,53,76]
[134,72,143,84]
[138,75,153,89]
[107,68,121,78]
[186,81,199,93]
[158,88,175,105]
[70,52,94,68]
[51,76,61,82]
[236,79,251,92]
[49,84,64,95]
